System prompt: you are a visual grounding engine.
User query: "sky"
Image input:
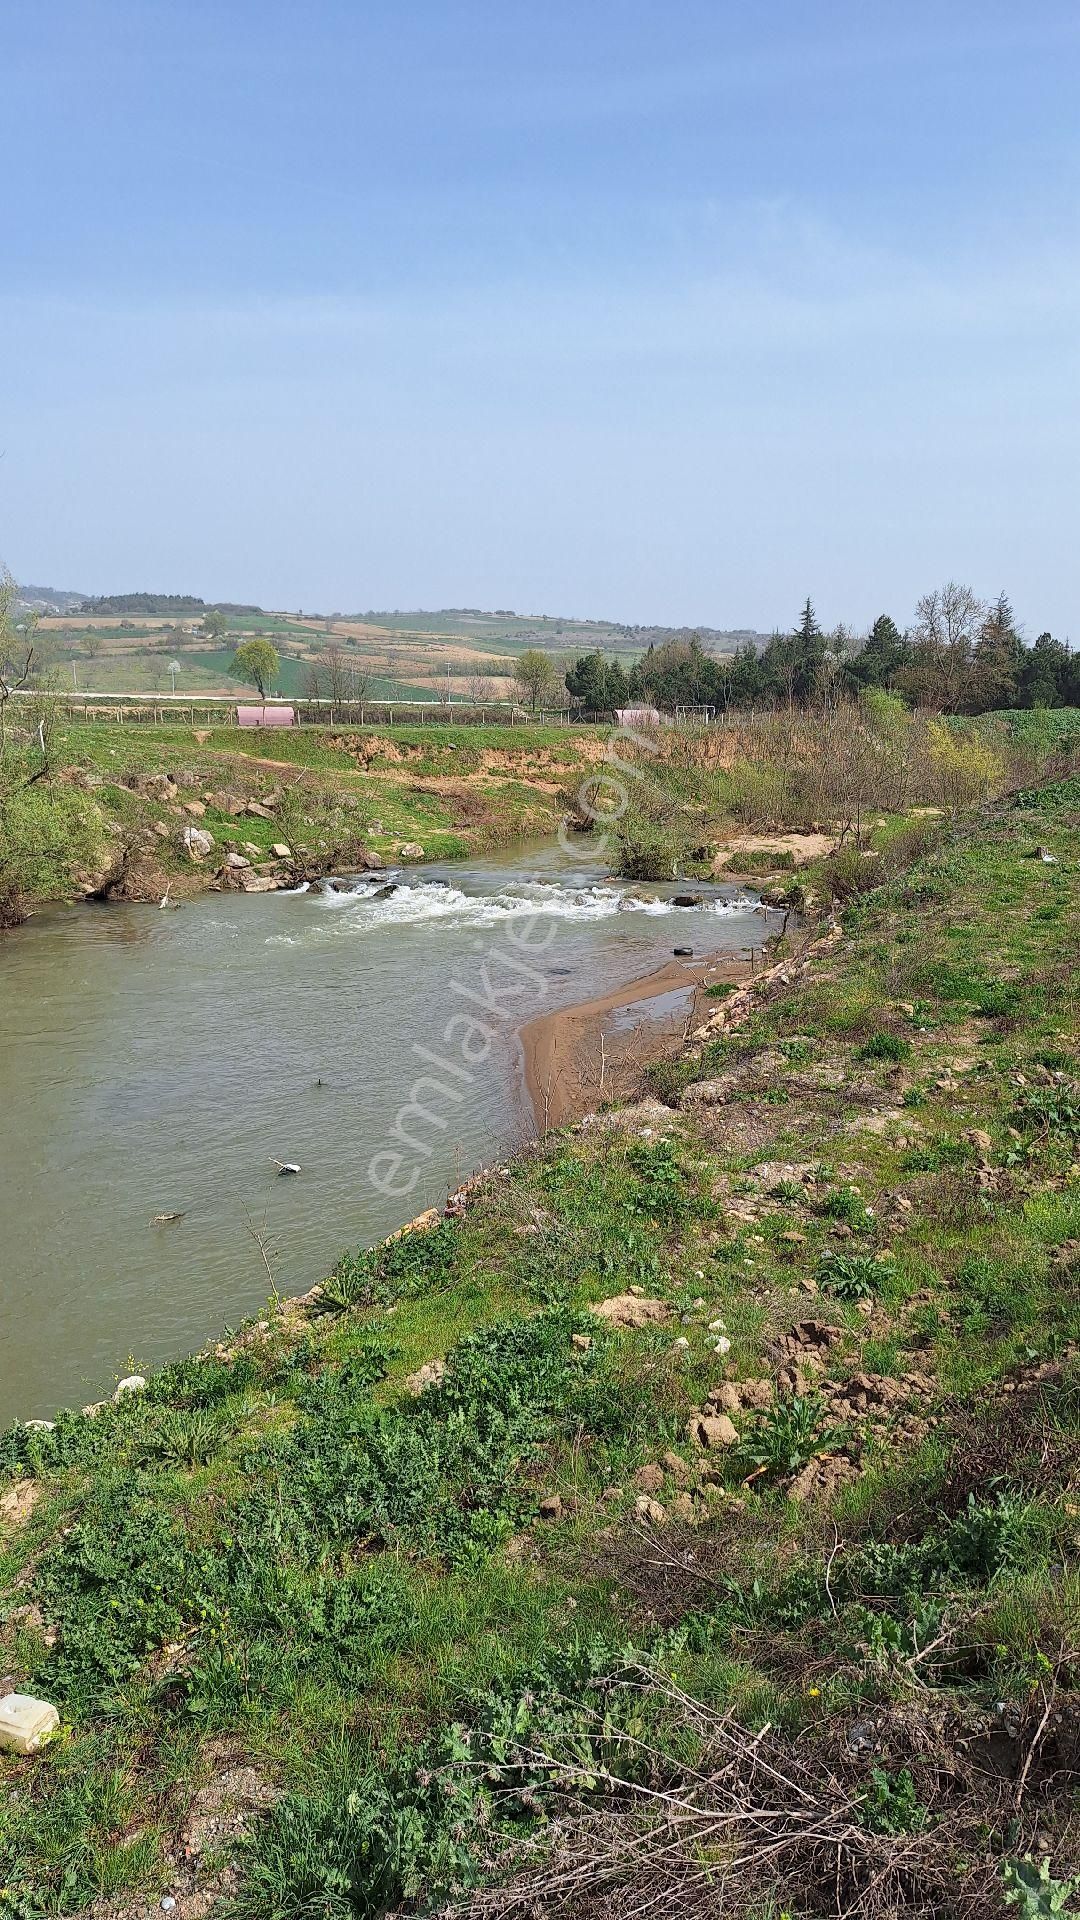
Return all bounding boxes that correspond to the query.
[2,0,1078,635]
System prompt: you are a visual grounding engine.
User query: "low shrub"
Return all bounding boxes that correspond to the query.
[856,1031,913,1063]
[817,1250,895,1300]
[324,1219,460,1311]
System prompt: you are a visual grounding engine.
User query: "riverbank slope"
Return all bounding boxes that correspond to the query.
[2,776,1080,1916]
[0,721,608,926]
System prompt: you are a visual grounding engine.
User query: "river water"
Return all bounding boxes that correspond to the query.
[0,839,761,1423]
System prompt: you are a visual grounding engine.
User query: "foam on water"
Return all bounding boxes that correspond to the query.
[267,874,758,942]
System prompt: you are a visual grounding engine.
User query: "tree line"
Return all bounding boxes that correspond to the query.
[564,588,1078,717]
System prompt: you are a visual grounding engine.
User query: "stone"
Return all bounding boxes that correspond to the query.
[404,1359,446,1396]
[673,945,693,957]
[570,1332,593,1351]
[672,893,703,907]
[590,1293,668,1328]
[182,826,215,858]
[270,842,292,860]
[182,799,207,817]
[238,874,280,892]
[965,1128,993,1160]
[23,1419,54,1432]
[735,1378,774,1412]
[398,841,425,859]
[662,1449,692,1484]
[0,1693,60,1754]
[711,1383,742,1414]
[538,1493,563,1521]
[672,1490,701,1524]
[634,1463,665,1494]
[634,1494,668,1525]
[113,1375,146,1400]
[245,802,276,820]
[224,851,250,869]
[130,771,177,802]
[689,1411,738,1449]
[152,821,171,839]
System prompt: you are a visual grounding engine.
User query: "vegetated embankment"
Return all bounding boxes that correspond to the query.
[2,770,1079,1917]
[0,721,605,927]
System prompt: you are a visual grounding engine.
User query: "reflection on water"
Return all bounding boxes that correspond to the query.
[0,840,760,1422]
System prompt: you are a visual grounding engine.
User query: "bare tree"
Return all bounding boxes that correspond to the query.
[0,570,40,760]
[902,582,984,712]
[323,643,349,704]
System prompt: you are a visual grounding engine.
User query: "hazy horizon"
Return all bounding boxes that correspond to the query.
[4,1,1079,637]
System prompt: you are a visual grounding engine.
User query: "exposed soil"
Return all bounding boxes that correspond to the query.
[519,948,752,1129]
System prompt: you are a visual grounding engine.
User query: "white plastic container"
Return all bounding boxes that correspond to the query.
[0,1694,60,1754]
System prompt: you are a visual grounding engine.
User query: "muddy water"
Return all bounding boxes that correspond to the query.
[0,840,761,1422]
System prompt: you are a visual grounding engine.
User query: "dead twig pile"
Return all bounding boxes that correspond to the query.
[452,1668,1014,1920]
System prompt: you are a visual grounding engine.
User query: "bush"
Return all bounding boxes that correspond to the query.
[817,1250,896,1300]
[0,768,109,926]
[324,1219,460,1311]
[737,1396,825,1481]
[857,1031,913,1063]
[926,720,1006,809]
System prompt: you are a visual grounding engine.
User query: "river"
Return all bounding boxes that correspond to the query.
[0,838,761,1424]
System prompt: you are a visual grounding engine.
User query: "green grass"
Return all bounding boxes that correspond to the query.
[2,781,1080,1914]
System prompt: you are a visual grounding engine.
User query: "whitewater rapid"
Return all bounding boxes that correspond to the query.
[268,873,759,942]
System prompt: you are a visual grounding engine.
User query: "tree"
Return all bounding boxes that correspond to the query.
[971,593,1023,712]
[791,598,826,703]
[1018,631,1070,709]
[514,648,558,711]
[900,583,984,712]
[565,650,619,712]
[229,638,279,698]
[322,643,349,704]
[202,608,228,643]
[847,614,910,690]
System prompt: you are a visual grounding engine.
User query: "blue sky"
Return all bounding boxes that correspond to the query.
[3,0,1078,633]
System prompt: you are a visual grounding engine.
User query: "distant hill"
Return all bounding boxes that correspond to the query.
[354,610,772,656]
[76,593,263,616]
[16,583,87,614]
[15,589,767,650]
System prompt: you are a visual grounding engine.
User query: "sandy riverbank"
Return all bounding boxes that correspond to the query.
[520,945,755,1129]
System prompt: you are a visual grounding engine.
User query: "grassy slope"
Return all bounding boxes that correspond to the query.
[1,724,603,920]
[1,781,1078,1914]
